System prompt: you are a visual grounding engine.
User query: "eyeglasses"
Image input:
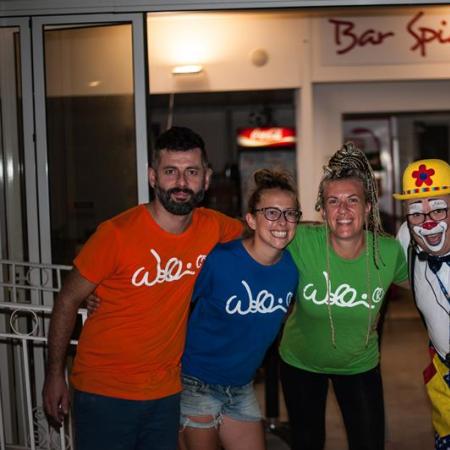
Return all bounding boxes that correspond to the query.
[254,207,302,223]
[406,208,448,225]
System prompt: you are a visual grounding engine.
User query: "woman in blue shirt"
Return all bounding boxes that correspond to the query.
[179,169,300,450]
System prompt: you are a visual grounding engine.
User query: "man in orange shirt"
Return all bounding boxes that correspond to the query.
[42,126,243,450]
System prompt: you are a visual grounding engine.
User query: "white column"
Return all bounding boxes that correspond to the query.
[296,22,321,221]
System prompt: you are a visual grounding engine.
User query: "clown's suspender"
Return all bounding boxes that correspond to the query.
[409,239,450,366]
[407,240,428,330]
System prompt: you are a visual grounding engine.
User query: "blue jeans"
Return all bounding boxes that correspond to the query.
[74,390,180,450]
[180,375,261,429]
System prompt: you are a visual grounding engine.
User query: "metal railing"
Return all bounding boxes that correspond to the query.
[0,259,85,450]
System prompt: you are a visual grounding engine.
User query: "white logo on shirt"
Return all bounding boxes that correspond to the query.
[225,280,293,315]
[131,249,206,286]
[303,271,384,309]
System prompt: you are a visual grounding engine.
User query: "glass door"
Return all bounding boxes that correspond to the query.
[0,18,37,264]
[32,14,149,267]
[0,17,37,447]
[31,16,149,445]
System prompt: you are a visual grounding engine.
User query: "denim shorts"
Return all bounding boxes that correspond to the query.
[180,375,262,429]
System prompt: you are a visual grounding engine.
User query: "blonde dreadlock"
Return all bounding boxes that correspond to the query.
[316,141,385,347]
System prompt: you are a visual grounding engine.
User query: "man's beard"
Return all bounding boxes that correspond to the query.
[154,184,206,215]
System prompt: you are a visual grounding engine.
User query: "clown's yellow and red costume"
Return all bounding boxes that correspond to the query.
[395,159,450,450]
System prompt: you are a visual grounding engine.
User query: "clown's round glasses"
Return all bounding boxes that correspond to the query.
[406,208,448,225]
[255,207,302,223]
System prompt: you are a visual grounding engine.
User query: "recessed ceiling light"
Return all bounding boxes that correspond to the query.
[172,64,203,75]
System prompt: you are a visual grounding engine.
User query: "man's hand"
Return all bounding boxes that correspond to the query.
[42,372,70,426]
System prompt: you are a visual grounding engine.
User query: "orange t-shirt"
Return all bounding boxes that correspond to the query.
[71,205,242,400]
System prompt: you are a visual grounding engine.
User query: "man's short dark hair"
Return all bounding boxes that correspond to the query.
[151,126,208,168]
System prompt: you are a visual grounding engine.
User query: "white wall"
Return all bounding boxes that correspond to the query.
[148,12,305,93]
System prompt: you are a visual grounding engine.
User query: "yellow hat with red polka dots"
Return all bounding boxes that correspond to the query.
[393,159,450,200]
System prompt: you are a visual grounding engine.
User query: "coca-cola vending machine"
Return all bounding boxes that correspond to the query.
[237,127,297,215]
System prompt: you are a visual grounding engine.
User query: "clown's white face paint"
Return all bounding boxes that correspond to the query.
[429,199,449,211]
[407,202,423,215]
[412,222,448,252]
[407,197,450,255]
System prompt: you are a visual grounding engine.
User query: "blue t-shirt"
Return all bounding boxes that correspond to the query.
[182,239,299,386]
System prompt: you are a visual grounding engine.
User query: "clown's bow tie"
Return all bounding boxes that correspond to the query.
[424,254,450,274]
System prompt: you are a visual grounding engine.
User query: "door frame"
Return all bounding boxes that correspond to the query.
[0,16,38,445]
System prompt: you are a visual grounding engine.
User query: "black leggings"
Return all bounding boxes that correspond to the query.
[280,360,385,450]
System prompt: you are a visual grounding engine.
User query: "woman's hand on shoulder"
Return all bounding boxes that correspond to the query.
[83,294,101,316]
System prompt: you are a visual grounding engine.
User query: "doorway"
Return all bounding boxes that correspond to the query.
[343,111,450,233]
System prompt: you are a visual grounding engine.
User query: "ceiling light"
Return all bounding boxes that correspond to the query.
[172,64,203,75]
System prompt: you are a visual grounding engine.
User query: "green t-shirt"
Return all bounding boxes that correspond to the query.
[279,224,408,375]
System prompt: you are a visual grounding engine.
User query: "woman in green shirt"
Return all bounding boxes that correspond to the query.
[279,143,409,450]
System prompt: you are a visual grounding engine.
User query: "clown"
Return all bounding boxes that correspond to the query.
[394,159,450,450]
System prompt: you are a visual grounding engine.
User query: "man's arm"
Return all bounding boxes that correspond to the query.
[394,221,412,290]
[394,279,411,290]
[42,268,97,426]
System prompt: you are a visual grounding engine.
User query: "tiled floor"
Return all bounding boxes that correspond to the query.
[258,288,435,450]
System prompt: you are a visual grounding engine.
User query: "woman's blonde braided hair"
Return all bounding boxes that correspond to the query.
[315,141,385,269]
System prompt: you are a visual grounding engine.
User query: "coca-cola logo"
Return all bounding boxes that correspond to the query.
[237,127,296,148]
[249,128,283,141]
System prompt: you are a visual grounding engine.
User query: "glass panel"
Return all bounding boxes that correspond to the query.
[44,23,137,265]
[0,26,27,263]
[0,24,30,448]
